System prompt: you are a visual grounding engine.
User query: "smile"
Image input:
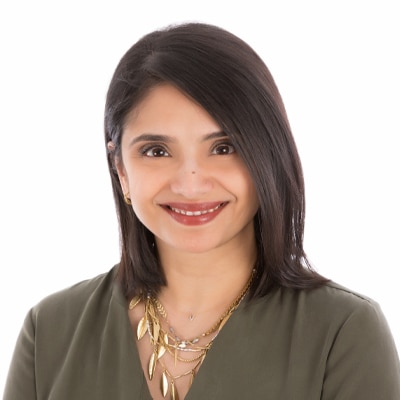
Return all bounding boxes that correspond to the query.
[161,202,227,226]
[169,203,225,216]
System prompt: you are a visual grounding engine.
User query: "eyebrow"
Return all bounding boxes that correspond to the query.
[128,131,228,146]
[201,131,229,142]
[129,134,176,147]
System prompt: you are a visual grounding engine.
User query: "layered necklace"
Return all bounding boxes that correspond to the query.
[129,269,255,400]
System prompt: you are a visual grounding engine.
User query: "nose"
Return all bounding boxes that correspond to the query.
[170,159,213,198]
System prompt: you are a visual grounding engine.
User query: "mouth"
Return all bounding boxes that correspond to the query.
[160,202,228,225]
[167,202,226,216]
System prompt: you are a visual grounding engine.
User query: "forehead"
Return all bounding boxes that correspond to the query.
[124,83,221,135]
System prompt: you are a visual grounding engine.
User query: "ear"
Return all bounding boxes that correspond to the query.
[107,141,130,196]
[115,158,130,196]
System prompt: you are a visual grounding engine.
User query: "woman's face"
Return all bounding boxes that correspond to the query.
[117,83,259,254]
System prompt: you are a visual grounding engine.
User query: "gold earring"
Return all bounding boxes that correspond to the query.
[124,193,132,205]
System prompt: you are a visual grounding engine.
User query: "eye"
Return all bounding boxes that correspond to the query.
[141,145,170,157]
[211,142,236,155]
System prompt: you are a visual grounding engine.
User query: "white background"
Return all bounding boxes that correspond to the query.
[1,0,399,393]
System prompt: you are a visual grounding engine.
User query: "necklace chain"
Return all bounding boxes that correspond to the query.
[129,269,255,400]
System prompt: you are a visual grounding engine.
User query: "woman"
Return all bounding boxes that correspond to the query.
[4,23,400,399]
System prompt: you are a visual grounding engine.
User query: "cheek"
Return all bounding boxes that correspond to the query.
[129,179,154,203]
[247,182,260,211]
[235,166,258,194]
[127,169,165,211]
[129,191,157,228]
[239,170,260,212]
[122,162,151,193]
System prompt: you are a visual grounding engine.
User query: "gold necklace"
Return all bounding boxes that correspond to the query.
[129,269,255,400]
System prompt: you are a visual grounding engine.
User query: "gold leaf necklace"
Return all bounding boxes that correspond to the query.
[129,269,255,400]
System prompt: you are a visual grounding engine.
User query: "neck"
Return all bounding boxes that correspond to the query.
[155,239,257,321]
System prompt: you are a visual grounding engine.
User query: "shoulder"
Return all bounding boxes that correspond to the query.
[246,281,389,339]
[25,265,127,364]
[293,281,386,332]
[301,281,379,314]
[303,281,390,331]
[315,280,376,304]
[31,265,123,323]
[275,282,397,357]
[305,284,400,397]
[253,280,380,313]
[307,282,393,343]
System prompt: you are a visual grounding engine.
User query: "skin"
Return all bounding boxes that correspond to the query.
[116,83,259,399]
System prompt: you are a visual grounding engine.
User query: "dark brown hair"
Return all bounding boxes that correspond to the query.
[105,22,328,300]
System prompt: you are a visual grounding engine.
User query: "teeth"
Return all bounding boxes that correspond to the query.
[170,203,223,216]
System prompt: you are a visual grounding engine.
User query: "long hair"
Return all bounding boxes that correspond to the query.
[104,22,328,300]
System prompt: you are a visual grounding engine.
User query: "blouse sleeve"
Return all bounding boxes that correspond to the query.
[3,309,37,400]
[321,299,400,399]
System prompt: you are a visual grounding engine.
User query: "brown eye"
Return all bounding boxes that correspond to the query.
[211,142,235,155]
[142,145,170,157]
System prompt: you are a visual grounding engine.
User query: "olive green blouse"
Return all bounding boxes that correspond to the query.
[3,266,400,399]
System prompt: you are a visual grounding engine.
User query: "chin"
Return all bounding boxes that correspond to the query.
[162,236,222,255]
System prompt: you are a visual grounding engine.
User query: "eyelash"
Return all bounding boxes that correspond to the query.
[140,144,170,157]
[138,140,236,158]
[210,141,236,155]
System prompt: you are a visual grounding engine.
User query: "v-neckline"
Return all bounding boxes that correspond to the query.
[119,287,250,400]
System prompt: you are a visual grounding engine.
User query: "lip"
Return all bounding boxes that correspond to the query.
[160,202,227,226]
